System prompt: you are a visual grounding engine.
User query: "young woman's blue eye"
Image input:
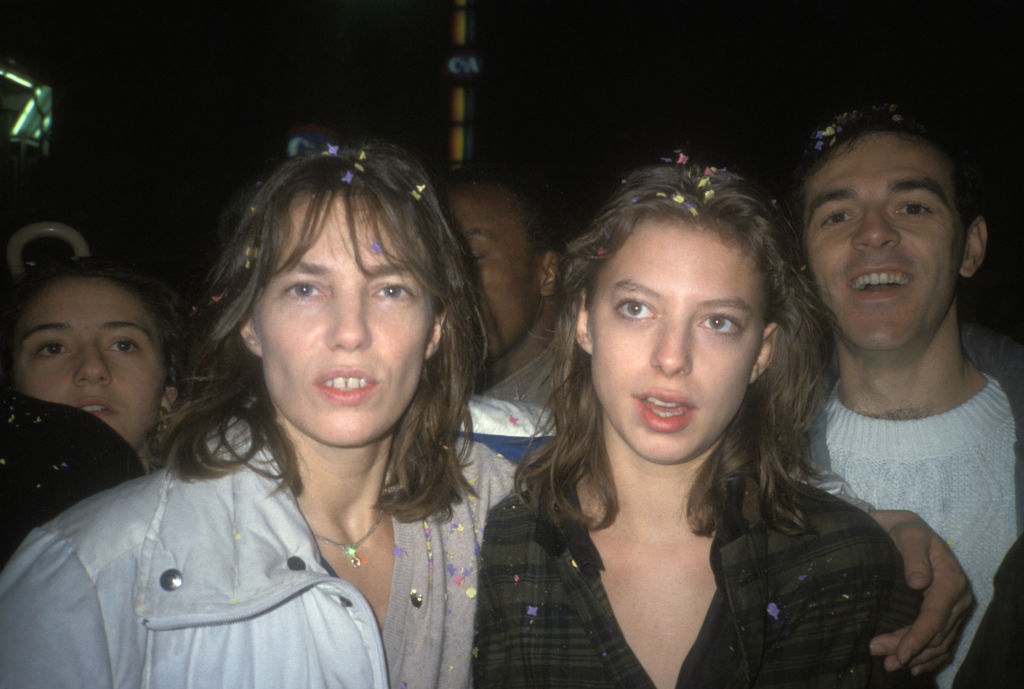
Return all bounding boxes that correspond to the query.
[618,300,651,319]
[703,315,738,333]
[380,285,408,299]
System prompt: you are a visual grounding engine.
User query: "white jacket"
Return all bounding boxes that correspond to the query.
[0,457,388,689]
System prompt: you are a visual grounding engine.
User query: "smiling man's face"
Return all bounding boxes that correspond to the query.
[802,132,985,358]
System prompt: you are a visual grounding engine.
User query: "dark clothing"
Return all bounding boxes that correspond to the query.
[951,532,1024,689]
[474,480,925,689]
[0,390,140,563]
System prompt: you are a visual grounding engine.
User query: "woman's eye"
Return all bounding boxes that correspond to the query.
[704,315,738,333]
[36,342,66,356]
[111,339,139,353]
[289,283,318,298]
[618,300,651,319]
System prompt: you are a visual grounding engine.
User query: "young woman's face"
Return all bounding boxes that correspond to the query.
[242,200,442,460]
[12,277,172,453]
[576,219,776,473]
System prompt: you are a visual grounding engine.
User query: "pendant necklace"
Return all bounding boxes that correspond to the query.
[313,510,384,568]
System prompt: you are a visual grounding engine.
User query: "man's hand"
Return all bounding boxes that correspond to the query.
[869,510,974,674]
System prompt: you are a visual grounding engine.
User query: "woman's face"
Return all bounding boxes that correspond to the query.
[576,219,776,473]
[12,277,172,453]
[241,200,442,460]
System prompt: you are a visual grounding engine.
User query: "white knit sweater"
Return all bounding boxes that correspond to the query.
[824,376,1016,688]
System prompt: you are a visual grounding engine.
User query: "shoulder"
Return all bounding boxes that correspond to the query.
[962,322,1024,379]
[467,395,553,463]
[460,440,516,510]
[752,488,905,586]
[480,494,542,556]
[30,470,171,574]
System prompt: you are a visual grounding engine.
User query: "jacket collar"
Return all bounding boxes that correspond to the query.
[134,454,352,629]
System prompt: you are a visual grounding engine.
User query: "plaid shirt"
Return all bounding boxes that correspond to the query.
[474,480,927,688]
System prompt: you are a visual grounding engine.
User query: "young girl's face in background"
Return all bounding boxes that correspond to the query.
[242,199,442,459]
[12,277,171,453]
[576,219,776,473]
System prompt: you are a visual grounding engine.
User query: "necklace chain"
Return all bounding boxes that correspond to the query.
[313,510,384,568]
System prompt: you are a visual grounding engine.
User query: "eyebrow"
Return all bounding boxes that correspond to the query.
[889,177,952,207]
[805,175,953,221]
[19,320,154,344]
[610,280,754,313]
[290,259,412,280]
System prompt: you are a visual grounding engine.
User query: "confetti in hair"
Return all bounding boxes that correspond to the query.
[370,241,383,254]
[341,170,354,184]
[676,151,689,165]
[325,144,339,156]
[411,183,427,200]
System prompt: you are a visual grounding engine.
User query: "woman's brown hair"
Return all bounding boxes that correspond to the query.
[517,161,833,535]
[161,141,485,522]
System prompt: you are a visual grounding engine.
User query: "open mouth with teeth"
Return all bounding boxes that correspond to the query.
[851,271,909,291]
[643,397,688,418]
[323,377,369,390]
[80,404,109,413]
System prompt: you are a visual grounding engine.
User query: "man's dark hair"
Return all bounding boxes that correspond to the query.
[790,104,985,232]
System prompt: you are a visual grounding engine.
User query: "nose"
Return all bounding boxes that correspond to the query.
[853,207,900,250]
[327,296,372,351]
[651,321,692,377]
[74,346,111,385]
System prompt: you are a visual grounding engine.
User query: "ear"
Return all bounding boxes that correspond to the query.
[424,312,444,360]
[959,216,987,278]
[575,294,593,355]
[240,317,263,357]
[160,385,178,413]
[537,250,559,297]
[749,322,778,384]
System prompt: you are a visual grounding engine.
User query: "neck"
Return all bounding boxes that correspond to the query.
[583,451,707,544]
[292,436,391,543]
[485,298,556,385]
[835,309,985,418]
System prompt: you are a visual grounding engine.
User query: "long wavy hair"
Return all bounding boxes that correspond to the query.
[517,161,833,535]
[161,142,485,522]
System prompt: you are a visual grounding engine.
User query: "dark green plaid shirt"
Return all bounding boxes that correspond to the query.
[473,480,927,688]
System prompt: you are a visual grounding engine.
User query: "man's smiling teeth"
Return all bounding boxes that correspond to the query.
[81,405,108,412]
[852,271,909,290]
[325,377,368,390]
[645,397,685,418]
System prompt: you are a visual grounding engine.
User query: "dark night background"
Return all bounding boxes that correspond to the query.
[2,0,1022,339]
